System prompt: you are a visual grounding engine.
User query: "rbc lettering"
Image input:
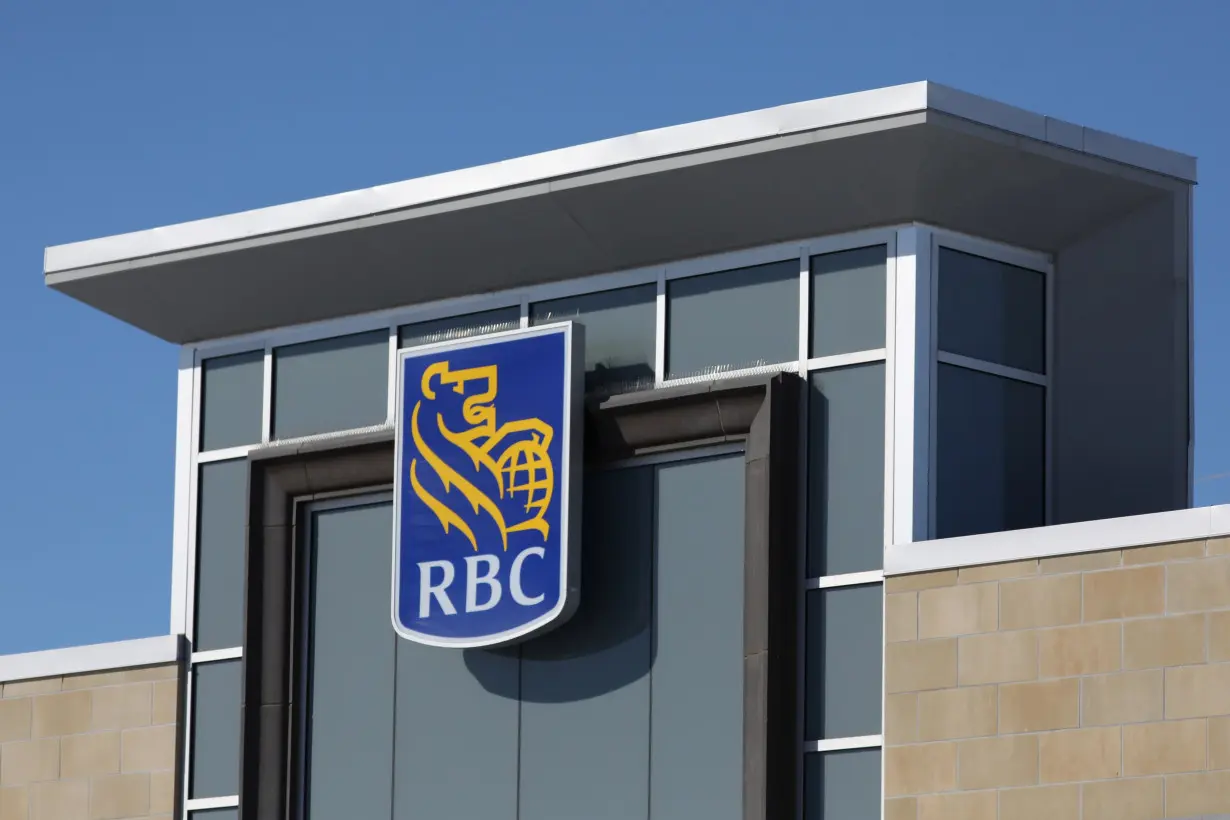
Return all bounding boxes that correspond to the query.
[417,546,546,618]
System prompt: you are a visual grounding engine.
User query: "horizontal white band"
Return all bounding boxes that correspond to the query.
[0,635,179,685]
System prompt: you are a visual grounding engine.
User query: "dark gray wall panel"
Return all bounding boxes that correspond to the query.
[1053,193,1189,523]
[804,749,881,819]
[667,260,798,378]
[399,306,521,349]
[393,643,519,820]
[194,459,248,651]
[200,350,264,451]
[190,660,242,799]
[805,585,883,740]
[518,466,654,820]
[651,455,745,820]
[306,502,396,820]
[272,330,388,439]
[810,245,887,358]
[807,364,886,577]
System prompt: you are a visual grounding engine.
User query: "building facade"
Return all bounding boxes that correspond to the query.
[3,81,1218,819]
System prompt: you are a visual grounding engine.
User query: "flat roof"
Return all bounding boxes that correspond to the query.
[44,81,1197,343]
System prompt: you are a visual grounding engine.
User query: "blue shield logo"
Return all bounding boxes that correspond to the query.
[392,323,583,647]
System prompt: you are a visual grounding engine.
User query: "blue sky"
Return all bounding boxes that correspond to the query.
[0,1,1226,654]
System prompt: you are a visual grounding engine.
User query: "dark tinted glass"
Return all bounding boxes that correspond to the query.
[272,330,388,439]
[200,350,263,451]
[807,364,885,576]
[804,749,882,819]
[189,660,241,798]
[667,260,798,378]
[936,364,1045,538]
[811,245,887,358]
[398,307,520,349]
[194,460,247,651]
[805,585,883,740]
[531,285,655,394]
[938,248,1045,373]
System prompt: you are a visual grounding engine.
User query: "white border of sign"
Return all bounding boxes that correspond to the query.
[390,321,584,648]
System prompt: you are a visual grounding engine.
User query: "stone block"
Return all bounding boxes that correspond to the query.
[1164,770,1230,816]
[918,582,998,639]
[1083,566,1165,621]
[1123,719,1207,775]
[957,734,1038,789]
[1123,539,1205,565]
[1123,614,1206,669]
[1168,557,1230,613]
[31,692,90,738]
[29,781,87,820]
[0,740,58,786]
[958,560,1037,583]
[1000,678,1079,734]
[999,784,1078,820]
[60,732,119,779]
[884,743,957,796]
[1038,622,1121,677]
[120,725,176,772]
[958,630,1038,685]
[1081,776,1163,820]
[1080,670,1163,726]
[887,570,958,592]
[1039,550,1120,574]
[917,686,997,741]
[886,639,957,693]
[1038,726,1121,782]
[885,693,918,745]
[1000,574,1081,630]
[90,684,151,732]
[88,773,149,820]
[1166,663,1230,719]
[0,699,31,743]
[886,593,918,642]
[916,790,996,820]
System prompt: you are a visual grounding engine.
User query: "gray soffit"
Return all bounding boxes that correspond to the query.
[44,81,1197,344]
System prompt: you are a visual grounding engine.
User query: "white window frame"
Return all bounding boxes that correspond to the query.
[169,223,1050,820]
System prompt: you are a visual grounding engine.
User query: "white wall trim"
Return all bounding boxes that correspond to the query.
[0,635,180,685]
[886,504,1230,576]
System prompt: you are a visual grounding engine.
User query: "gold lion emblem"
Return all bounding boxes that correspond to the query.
[409,361,554,551]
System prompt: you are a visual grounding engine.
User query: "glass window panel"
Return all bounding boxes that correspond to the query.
[194,459,248,651]
[190,811,237,820]
[398,307,520,349]
[805,584,883,740]
[810,245,887,358]
[272,330,388,439]
[936,364,1045,539]
[189,660,241,799]
[938,247,1045,373]
[667,260,798,379]
[200,350,264,451]
[530,284,655,395]
[804,749,881,819]
[807,364,885,577]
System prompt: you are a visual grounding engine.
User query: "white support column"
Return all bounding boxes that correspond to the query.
[891,226,933,544]
[169,346,196,636]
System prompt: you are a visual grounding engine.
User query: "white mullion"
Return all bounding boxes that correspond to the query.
[1045,259,1056,525]
[891,226,932,545]
[936,351,1047,387]
[190,647,243,664]
[805,570,885,590]
[798,247,810,366]
[519,294,530,329]
[883,231,898,554]
[261,344,273,443]
[805,349,887,372]
[795,244,810,820]
[654,269,667,385]
[180,663,196,820]
[805,735,883,753]
[386,325,398,424]
[196,445,258,464]
[926,231,939,541]
[170,347,196,637]
[185,796,240,811]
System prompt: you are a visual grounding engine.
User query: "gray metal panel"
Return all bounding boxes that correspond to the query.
[305,502,396,820]
[803,749,881,819]
[189,660,242,798]
[392,644,520,820]
[807,364,885,577]
[398,307,521,349]
[272,330,388,439]
[667,260,798,378]
[805,585,883,739]
[531,285,656,394]
[1053,194,1190,523]
[936,364,1045,538]
[200,350,264,451]
[194,459,248,651]
[937,247,1045,373]
[650,455,745,820]
[518,466,654,820]
[810,246,887,358]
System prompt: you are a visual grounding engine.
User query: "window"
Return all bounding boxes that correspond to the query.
[199,350,263,451]
[531,284,656,394]
[272,330,388,439]
[667,260,798,378]
[935,245,1048,539]
[811,245,887,358]
[398,306,520,349]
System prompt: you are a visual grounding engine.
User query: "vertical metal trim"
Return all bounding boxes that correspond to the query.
[171,346,197,637]
[261,345,274,444]
[655,268,668,384]
[385,325,398,425]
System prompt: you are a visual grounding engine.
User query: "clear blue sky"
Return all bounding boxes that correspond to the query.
[1,1,1226,654]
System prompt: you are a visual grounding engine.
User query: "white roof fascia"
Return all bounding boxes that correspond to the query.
[43,82,1195,277]
[0,634,180,685]
[886,504,1230,576]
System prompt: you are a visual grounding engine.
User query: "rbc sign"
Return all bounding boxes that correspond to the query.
[392,323,583,648]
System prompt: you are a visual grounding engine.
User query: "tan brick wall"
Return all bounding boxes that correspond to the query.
[885,539,1230,820]
[0,664,179,820]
